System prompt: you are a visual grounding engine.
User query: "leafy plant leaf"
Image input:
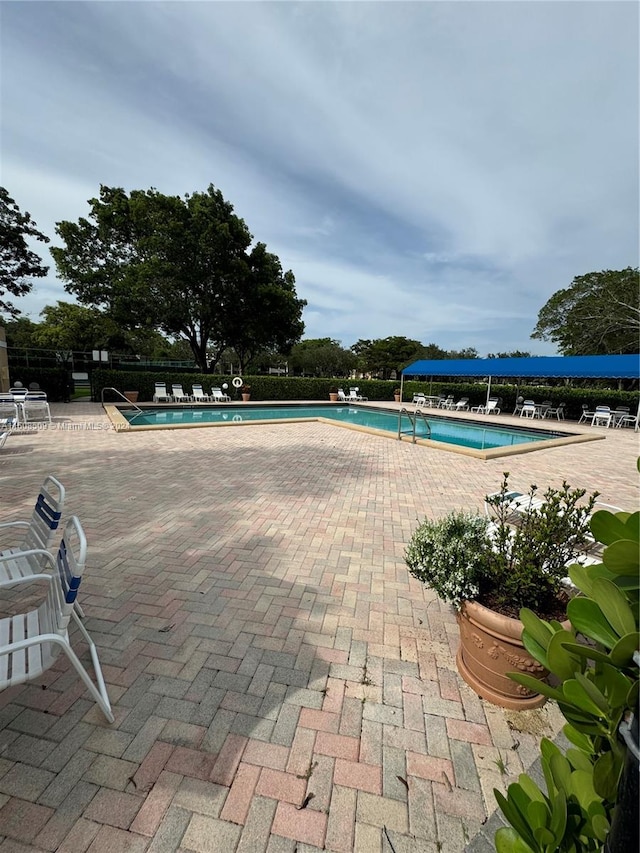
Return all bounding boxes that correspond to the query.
[495,826,536,853]
[590,510,629,545]
[566,598,619,648]
[603,539,640,575]
[591,577,637,637]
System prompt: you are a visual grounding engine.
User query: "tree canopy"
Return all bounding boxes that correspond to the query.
[0,187,50,318]
[289,338,357,377]
[352,336,424,378]
[51,184,306,371]
[531,268,640,355]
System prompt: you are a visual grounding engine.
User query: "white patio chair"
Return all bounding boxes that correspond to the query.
[171,384,191,402]
[0,426,11,451]
[21,392,52,424]
[152,382,171,403]
[337,389,349,403]
[591,406,612,428]
[211,387,231,402]
[453,397,469,411]
[578,404,596,424]
[520,400,537,418]
[615,412,639,429]
[0,516,114,723]
[544,402,566,420]
[191,384,211,402]
[0,476,65,588]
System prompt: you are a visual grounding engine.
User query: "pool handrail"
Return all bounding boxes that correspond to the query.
[101,387,143,413]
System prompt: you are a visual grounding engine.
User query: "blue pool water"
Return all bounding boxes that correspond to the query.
[121,404,565,450]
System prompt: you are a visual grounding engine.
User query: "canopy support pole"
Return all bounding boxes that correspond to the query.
[485,376,492,408]
[400,372,404,402]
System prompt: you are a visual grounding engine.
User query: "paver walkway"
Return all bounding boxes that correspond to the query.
[0,404,637,852]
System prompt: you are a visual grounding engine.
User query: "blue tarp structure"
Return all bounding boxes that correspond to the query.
[402,354,640,379]
[400,353,639,409]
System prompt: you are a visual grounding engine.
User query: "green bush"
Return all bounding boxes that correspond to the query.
[8,367,68,402]
[494,467,640,852]
[90,370,639,418]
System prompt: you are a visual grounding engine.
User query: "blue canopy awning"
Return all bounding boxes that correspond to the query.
[402,354,640,380]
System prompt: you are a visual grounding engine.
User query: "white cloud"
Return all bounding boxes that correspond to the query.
[2,0,637,355]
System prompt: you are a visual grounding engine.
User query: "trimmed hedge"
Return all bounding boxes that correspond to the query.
[92,370,639,422]
[92,371,403,404]
[7,367,69,402]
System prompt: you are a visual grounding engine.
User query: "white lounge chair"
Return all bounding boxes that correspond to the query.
[453,397,469,411]
[0,395,20,424]
[152,382,171,403]
[0,516,114,723]
[348,388,368,401]
[171,384,191,403]
[21,392,52,424]
[191,385,211,402]
[211,387,231,402]
[337,389,349,403]
[439,395,455,409]
[471,397,501,415]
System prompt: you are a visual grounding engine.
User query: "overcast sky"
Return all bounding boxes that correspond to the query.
[2,1,638,355]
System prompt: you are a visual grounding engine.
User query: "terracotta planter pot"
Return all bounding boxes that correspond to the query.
[329,393,338,402]
[456,599,555,710]
[241,393,251,402]
[123,391,139,403]
[394,394,401,403]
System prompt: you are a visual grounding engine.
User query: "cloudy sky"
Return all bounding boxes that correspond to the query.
[2,1,638,355]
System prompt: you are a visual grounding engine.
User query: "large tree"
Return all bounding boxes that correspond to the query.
[51,184,306,371]
[35,301,125,354]
[352,336,424,378]
[289,338,357,377]
[531,268,640,355]
[0,187,50,318]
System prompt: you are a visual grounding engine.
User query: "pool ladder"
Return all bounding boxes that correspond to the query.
[101,387,144,413]
[397,407,431,443]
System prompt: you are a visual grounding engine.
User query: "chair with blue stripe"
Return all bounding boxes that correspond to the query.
[0,476,65,590]
[0,516,114,722]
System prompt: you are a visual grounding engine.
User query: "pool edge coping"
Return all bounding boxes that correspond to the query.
[104,404,606,460]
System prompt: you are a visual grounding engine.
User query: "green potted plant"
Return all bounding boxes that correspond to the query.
[394,388,401,403]
[241,384,251,402]
[329,387,339,402]
[493,480,639,852]
[405,473,598,709]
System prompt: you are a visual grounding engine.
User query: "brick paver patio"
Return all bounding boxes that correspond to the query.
[0,403,637,852]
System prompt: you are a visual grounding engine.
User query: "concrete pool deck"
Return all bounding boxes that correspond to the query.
[0,402,637,852]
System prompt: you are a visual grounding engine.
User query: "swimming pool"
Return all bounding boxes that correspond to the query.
[116,403,587,456]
